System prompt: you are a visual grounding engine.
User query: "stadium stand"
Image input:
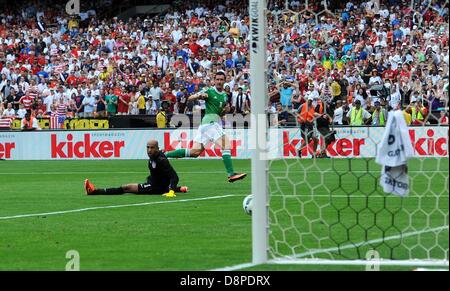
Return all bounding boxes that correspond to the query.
[0,0,448,129]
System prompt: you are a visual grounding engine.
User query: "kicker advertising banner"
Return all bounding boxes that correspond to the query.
[0,127,448,160]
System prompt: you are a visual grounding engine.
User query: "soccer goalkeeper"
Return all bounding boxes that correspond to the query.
[165,71,247,183]
[84,140,187,197]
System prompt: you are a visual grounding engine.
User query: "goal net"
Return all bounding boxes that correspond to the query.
[250,0,449,268]
[268,133,449,267]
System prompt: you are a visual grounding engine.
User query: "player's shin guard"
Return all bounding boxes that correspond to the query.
[91,187,125,195]
[165,149,189,158]
[222,150,234,177]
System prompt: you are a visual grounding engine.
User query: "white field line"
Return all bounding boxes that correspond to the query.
[0,194,237,221]
[0,170,447,175]
[211,225,449,271]
[210,262,259,271]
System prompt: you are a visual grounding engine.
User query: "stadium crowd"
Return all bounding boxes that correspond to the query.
[0,0,448,130]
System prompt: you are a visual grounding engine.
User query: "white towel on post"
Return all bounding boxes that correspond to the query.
[375,110,414,196]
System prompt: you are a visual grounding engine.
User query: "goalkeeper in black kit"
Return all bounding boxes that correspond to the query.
[84,140,188,197]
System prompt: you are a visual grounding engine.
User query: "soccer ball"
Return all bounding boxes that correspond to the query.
[243,194,253,215]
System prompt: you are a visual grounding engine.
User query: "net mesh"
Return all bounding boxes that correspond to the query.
[268,153,449,262]
[265,0,449,264]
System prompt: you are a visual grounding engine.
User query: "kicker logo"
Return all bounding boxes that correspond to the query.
[51,134,125,158]
[0,142,15,159]
[409,129,448,156]
[283,132,365,157]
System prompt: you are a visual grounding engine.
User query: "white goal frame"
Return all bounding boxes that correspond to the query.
[249,0,449,268]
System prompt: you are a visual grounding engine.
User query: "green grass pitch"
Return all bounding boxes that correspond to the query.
[0,159,448,271]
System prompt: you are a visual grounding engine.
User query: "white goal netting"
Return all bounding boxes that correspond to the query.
[262,0,449,267]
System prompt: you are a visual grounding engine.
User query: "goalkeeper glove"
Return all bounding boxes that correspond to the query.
[162,190,176,198]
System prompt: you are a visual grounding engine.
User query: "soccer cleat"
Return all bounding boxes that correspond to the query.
[228,173,247,183]
[84,179,95,195]
[180,186,189,193]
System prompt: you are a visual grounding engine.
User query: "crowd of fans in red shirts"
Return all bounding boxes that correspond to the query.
[0,0,448,130]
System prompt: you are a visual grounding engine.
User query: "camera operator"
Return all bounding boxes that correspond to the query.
[315,99,336,158]
[371,100,388,126]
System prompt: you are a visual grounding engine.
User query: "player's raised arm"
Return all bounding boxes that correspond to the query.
[188,90,208,101]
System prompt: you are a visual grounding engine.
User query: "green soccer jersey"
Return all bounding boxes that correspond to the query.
[201,87,228,125]
[105,95,118,113]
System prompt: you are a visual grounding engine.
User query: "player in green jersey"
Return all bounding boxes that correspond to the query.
[165,71,247,183]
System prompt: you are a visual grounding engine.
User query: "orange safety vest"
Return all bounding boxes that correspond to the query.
[22,117,35,129]
[298,102,323,123]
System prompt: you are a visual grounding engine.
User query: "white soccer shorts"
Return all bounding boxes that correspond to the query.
[193,122,225,145]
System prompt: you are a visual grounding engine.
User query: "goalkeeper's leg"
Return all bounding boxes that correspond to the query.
[85,179,135,195]
[85,179,188,195]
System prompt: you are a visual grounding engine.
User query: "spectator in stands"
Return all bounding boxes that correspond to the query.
[3,103,16,118]
[117,91,131,116]
[137,90,147,115]
[82,90,96,118]
[403,106,413,126]
[279,81,297,111]
[16,104,27,119]
[95,91,107,118]
[233,87,248,115]
[333,100,344,125]
[273,103,288,128]
[128,93,138,115]
[146,95,158,115]
[371,101,387,126]
[439,110,448,125]
[330,77,342,103]
[162,88,177,113]
[411,100,427,125]
[303,84,319,107]
[21,111,40,131]
[347,99,371,126]
[149,82,163,110]
[105,90,118,117]
[74,93,85,118]
[0,0,446,130]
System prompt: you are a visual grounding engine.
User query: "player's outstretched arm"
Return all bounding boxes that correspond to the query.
[188,92,208,102]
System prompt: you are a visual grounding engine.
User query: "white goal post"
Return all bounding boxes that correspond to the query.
[249,0,449,268]
[249,0,269,265]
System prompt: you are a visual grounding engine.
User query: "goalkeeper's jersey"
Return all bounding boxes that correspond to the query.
[201,87,228,125]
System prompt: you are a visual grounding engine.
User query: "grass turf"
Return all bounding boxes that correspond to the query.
[0,159,447,271]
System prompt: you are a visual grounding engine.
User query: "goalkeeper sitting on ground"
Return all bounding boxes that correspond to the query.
[84,140,188,197]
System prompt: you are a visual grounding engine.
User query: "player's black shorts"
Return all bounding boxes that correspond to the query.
[137,182,169,195]
[300,122,315,141]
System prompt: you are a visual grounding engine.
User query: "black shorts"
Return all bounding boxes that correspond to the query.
[300,122,315,141]
[137,182,169,195]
